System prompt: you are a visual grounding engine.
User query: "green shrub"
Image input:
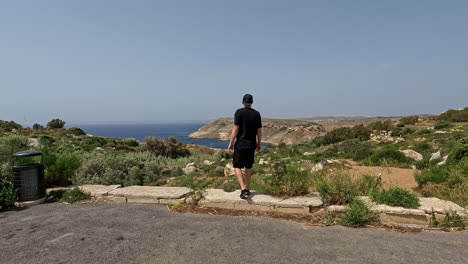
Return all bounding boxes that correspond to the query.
[314,172,381,205]
[265,162,310,197]
[331,139,374,160]
[396,123,405,128]
[67,127,86,136]
[143,137,190,158]
[61,188,91,204]
[367,147,412,166]
[414,142,432,154]
[0,173,17,211]
[0,135,29,163]
[434,121,452,129]
[122,138,139,147]
[447,137,468,164]
[0,120,22,131]
[46,151,81,186]
[399,115,419,125]
[367,120,393,132]
[371,187,419,208]
[416,167,449,185]
[391,127,413,137]
[32,123,44,130]
[431,211,465,228]
[438,107,468,122]
[340,199,378,227]
[416,129,431,135]
[47,119,66,129]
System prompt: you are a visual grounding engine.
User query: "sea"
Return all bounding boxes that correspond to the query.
[75,123,230,149]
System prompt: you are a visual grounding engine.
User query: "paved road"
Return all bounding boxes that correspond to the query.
[0,203,466,264]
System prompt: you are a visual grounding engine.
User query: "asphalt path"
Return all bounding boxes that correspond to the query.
[0,203,466,264]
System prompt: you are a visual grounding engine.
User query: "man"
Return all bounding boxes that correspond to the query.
[227,94,262,199]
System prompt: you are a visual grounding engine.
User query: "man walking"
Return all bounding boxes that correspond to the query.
[227,94,262,199]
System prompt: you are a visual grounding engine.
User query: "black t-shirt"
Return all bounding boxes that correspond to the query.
[234,107,262,149]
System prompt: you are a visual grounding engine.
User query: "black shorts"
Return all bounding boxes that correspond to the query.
[233,148,255,169]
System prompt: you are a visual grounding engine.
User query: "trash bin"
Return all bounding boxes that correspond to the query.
[12,150,46,201]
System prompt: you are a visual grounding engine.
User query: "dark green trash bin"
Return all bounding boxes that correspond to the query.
[12,150,46,201]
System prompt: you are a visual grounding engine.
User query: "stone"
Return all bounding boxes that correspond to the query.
[383,213,429,226]
[183,162,202,174]
[311,163,324,172]
[109,186,191,200]
[203,160,214,165]
[27,138,40,148]
[437,155,448,166]
[400,149,423,161]
[199,200,235,210]
[273,207,310,214]
[327,205,346,212]
[250,193,283,206]
[418,197,467,216]
[234,203,273,212]
[97,196,127,203]
[224,163,235,177]
[303,152,315,156]
[202,189,247,204]
[258,158,269,165]
[95,147,104,151]
[79,185,121,197]
[276,195,323,208]
[430,150,442,161]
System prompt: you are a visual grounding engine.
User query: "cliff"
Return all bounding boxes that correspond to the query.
[189,118,325,145]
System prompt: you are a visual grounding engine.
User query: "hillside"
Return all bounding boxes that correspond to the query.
[189,118,325,145]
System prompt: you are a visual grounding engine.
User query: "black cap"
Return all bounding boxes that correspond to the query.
[242,94,253,105]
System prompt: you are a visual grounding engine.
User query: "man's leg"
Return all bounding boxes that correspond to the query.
[235,168,246,190]
[244,168,253,190]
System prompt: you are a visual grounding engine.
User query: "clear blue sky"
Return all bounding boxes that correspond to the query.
[1,1,467,126]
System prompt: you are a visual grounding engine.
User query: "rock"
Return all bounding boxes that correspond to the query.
[311,163,324,172]
[215,166,225,173]
[430,150,441,161]
[303,152,315,156]
[203,160,214,165]
[437,155,448,166]
[400,149,423,161]
[27,138,39,148]
[95,147,104,151]
[183,162,202,174]
[224,163,235,177]
[411,165,417,170]
[259,158,269,165]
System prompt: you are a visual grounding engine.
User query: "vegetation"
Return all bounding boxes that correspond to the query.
[0,173,17,211]
[367,120,393,132]
[431,211,465,228]
[143,136,190,158]
[340,199,378,228]
[370,187,419,208]
[47,187,91,204]
[314,172,381,205]
[33,123,44,130]
[437,107,468,122]
[67,127,86,136]
[312,125,371,146]
[264,162,310,197]
[47,118,66,129]
[399,115,419,125]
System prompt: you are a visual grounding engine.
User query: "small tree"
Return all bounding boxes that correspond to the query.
[399,115,419,125]
[67,127,86,136]
[33,123,44,130]
[47,119,66,129]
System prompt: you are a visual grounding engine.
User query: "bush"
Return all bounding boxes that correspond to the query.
[367,147,412,166]
[313,125,370,146]
[143,137,190,159]
[67,127,86,136]
[396,123,405,128]
[314,172,381,205]
[122,138,139,147]
[399,115,419,125]
[0,120,22,131]
[391,127,413,137]
[48,187,91,204]
[438,107,468,122]
[414,142,432,154]
[367,120,393,132]
[0,135,29,164]
[265,162,310,197]
[434,121,452,129]
[416,167,449,185]
[331,139,374,161]
[371,187,419,208]
[431,211,465,228]
[340,199,378,227]
[32,123,44,130]
[0,173,17,211]
[447,137,468,164]
[47,119,66,129]
[46,151,81,186]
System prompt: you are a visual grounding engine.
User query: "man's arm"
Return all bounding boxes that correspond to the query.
[227,125,239,151]
[256,128,262,151]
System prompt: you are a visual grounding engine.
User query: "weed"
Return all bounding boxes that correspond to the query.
[371,187,420,208]
[340,199,378,227]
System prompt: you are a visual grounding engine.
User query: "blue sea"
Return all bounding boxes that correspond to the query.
[75,123,230,149]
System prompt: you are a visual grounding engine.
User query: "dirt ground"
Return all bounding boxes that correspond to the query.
[350,165,419,191]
